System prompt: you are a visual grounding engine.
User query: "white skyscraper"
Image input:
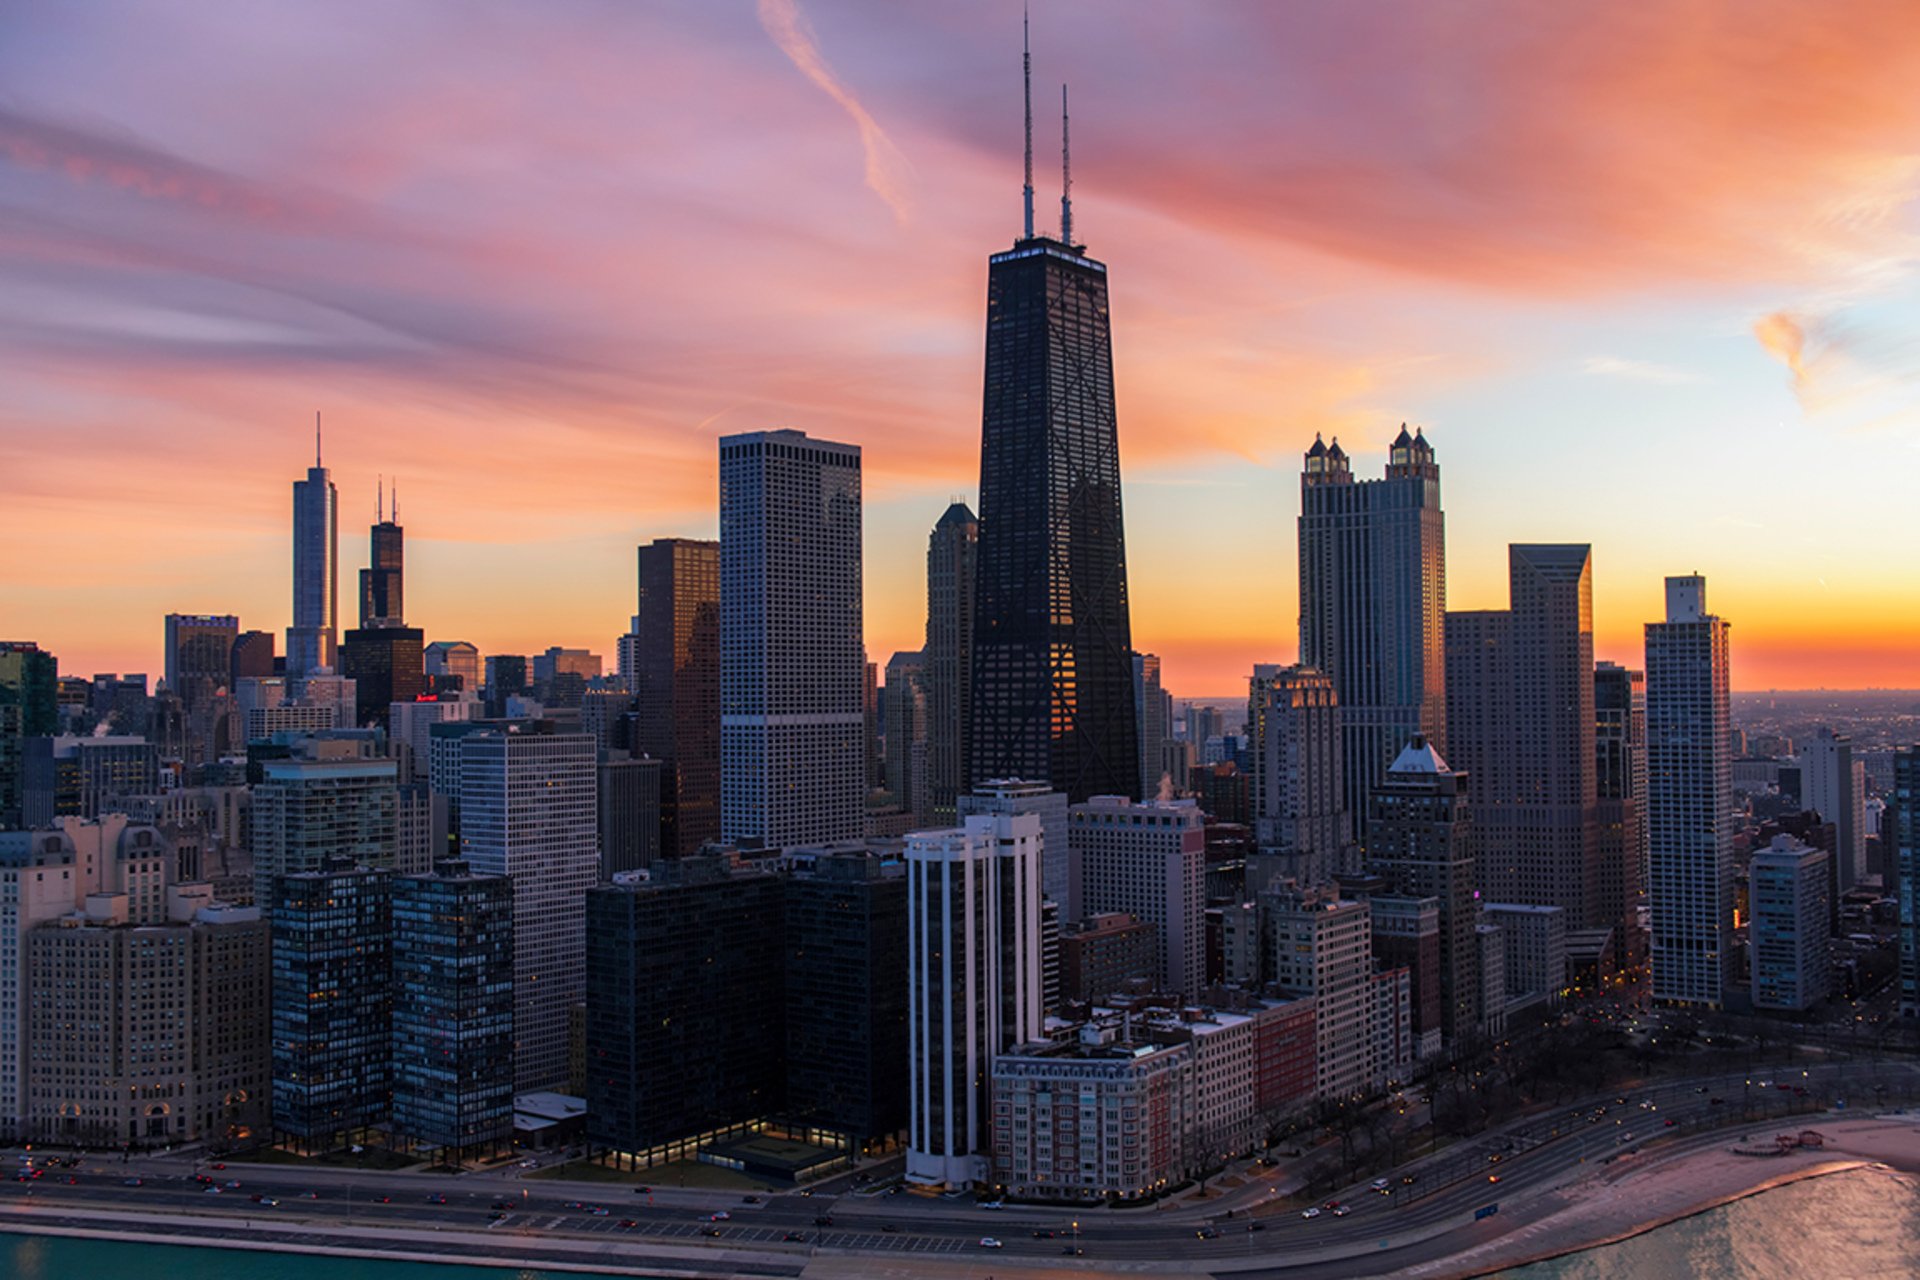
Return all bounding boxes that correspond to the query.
[1801,728,1866,894]
[1646,574,1734,1008]
[1069,795,1206,997]
[959,778,1071,914]
[1750,836,1831,1012]
[719,430,864,850]
[456,727,597,1091]
[905,811,1045,1188]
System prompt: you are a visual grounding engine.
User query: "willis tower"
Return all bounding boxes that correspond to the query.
[970,20,1138,802]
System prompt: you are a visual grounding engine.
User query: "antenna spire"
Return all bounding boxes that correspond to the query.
[378,475,385,523]
[392,478,399,522]
[1022,6,1034,240]
[1060,83,1073,247]
[314,410,322,467]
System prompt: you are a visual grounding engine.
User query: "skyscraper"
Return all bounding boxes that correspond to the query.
[630,538,720,856]
[1748,836,1831,1012]
[456,725,597,1091]
[251,752,399,909]
[1646,574,1734,1008]
[1802,728,1867,894]
[1251,664,1348,879]
[1367,736,1482,1047]
[1891,747,1919,1018]
[883,650,928,823]
[924,502,977,823]
[1595,661,1647,945]
[360,481,404,628]
[969,70,1138,803]
[391,857,514,1166]
[1133,653,1169,799]
[286,421,339,678]
[1298,426,1446,839]
[0,642,58,831]
[1070,795,1206,997]
[1446,545,1605,930]
[719,430,864,850]
[905,811,1046,1187]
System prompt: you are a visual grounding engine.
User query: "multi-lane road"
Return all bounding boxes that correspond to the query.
[4,1059,1913,1278]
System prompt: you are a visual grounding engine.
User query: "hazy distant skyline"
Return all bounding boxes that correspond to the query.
[4,1,1918,691]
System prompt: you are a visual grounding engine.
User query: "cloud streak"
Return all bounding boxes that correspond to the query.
[757,0,912,223]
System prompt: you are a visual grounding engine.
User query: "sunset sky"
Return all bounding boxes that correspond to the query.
[4,1,1919,695]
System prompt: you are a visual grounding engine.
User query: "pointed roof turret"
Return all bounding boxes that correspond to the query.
[1388,734,1454,776]
[1306,433,1328,459]
[1326,436,1347,462]
[1391,423,1414,449]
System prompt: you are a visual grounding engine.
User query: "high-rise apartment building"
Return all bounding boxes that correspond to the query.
[969,193,1139,804]
[270,857,392,1153]
[286,431,339,678]
[1646,575,1734,1008]
[391,857,514,1165]
[585,854,786,1165]
[1749,836,1831,1012]
[1134,653,1169,800]
[1251,664,1347,880]
[1366,736,1481,1046]
[630,538,720,856]
[958,777,1071,914]
[1595,662,1647,942]
[1802,728,1867,894]
[1891,747,1920,1018]
[455,725,597,1091]
[924,503,977,823]
[719,431,864,850]
[883,651,929,824]
[1298,426,1446,839]
[1070,796,1206,997]
[1263,884,1376,1101]
[1446,545,1605,929]
[251,750,399,909]
[905,812,1046,1187]
[0,641,59,830]
[597,754,662,877]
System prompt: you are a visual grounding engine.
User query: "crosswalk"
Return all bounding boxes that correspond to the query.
[493,1214,973,1254]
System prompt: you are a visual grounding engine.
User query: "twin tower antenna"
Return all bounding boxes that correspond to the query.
[1021,7,1072,245]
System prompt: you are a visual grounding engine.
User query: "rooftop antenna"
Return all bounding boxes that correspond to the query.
[1060,82,1073,247]
[378,475,385,524]
[314,410,322,467]
[392,478,399,523]
[1022,5,1034,240]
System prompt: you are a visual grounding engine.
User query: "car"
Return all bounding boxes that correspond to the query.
[1196,1227,1219,1239]
[619,1220,637,1229]
[783,1232,807,1243]
[1401,1173,1418,1184]
[1371,1178,1390,1191]
[631,1186,651,1194]
[881,1224,899,1233]
[426,1193,448,1205]
[798,1189,814,1197]
[257,1197,278,1207]
[1248,1222,1265,1232]
[1710,1096,1726,1106]
[211,1162,227,1171]
[1664,1118,1678,1128]
[250,1194,267,1203]
[979,1200,1004,1210]
[224,1180,241,1189]
[122,1177,143,1187]
[203,1186,222,1194]
[374,1195,392,1204]
[1301,1207,1322,1220]
[1332,1205,1351,1217]
[590,1206,609,1216]
[814,1215,836,1227]
[978,1237,1004,1249]
[1488,1174,1501,1184]
[1323,1200,1341,1211]
[304,1191,320,1200]
[701,1227,722,1237]
[709,1210,731,1221]
[493,1200,514,1210]
[742,1194,760,1204]
[489,1211,507,1222]
[565,1201,584,1209]
[1061,1245,1086,1256]
[1618,1133,1634,1144]
[1032,1229,1055,1238]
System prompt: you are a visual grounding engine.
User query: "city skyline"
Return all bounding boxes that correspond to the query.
[6,2,1920,692]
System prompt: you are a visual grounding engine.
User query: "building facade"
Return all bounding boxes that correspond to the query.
[1297,426,1446,839]
[286,440,339,679]
[1749,837,1831,1013]
[630,538,721,857]
[925,504,977,824]
[720,431,864,850]
[1646,575,1735,1008]
[1070,797,1206,998]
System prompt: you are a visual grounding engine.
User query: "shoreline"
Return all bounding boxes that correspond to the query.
[5,1115,1919,1279]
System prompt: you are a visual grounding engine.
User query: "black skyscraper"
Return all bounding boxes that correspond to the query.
[969,52,1138,802]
